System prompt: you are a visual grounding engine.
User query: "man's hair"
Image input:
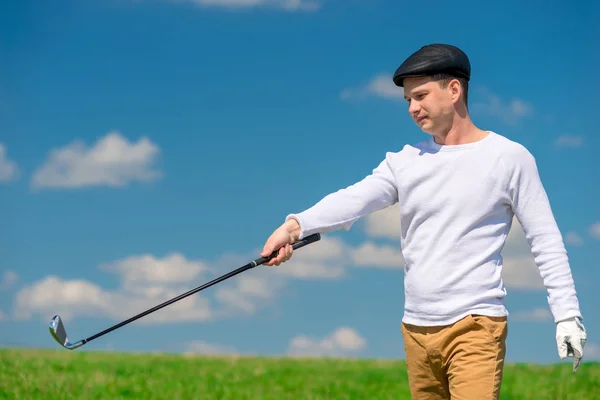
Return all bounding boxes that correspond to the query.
[431,73,469,107]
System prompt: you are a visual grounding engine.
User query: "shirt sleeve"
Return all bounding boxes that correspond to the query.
[286,155,399,239]
[506,147,583,323]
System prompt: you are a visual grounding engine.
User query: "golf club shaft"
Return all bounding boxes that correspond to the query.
[81,233,320,345]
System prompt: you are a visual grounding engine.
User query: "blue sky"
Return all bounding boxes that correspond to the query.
[1,0,599,364]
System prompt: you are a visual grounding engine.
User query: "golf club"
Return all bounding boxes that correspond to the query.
[49,233,321,350]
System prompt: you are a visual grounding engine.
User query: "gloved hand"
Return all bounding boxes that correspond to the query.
[556,317,586,372]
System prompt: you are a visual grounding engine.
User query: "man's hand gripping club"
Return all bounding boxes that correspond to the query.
[261,218,302,266]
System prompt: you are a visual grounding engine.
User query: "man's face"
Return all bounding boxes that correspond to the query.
[402,76,457,135]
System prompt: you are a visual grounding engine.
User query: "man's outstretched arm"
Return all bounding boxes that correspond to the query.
[261,156,399,266]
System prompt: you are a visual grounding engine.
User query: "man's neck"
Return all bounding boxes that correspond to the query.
[433,117,487,146]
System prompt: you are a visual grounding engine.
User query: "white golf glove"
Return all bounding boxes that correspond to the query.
[556,317,586,372]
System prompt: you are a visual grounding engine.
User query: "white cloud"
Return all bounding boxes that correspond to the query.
[564,231,583,246]
[11,232,380,326]
[269,235,348,279]
[264,232,405,276]
[11,235,356,325]
[0,142,19,183]
[184,340,239,356]
[100,253,209,292]
[211,236,349,317]
[13,275,213,324]
[0,270,18,290]
[589,223,600,240]
[271,259,346,279]
[350,241,405,269]
[585,343,600,361]
[502,255,544,290]
[341,73,404,102]
[471,87,533,125]
[501,218,545,290]
[554,135,584,148]
[353,204,406,268]
[363,203,401,239]
[0,309,5,321]
[12,253,213,324]
[178,0,320,11]
[214,272,283,316]
[208,231,405,318]
[512,307,553,321]
[31,131,162,189]
[287,326,366,357]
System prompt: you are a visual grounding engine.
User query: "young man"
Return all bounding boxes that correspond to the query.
[260,44,587,399]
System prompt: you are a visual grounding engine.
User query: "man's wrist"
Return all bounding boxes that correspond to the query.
[284,218,301,241]
[556,315,583,324]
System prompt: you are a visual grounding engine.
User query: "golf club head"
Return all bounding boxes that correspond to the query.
[49,315,85,350]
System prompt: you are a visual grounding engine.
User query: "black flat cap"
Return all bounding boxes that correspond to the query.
[392,44,471,87]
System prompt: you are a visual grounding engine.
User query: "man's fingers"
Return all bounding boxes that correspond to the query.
[567,341,575,358]
[572,342,583,373]
[261,239,275,257]
[281,244,293,262]
[570,337,585,358]
[573,357,581,373]
[264,244,294,267]
[559,336,585,373]
[278,244,291,263]
[557,338,568,359]
[267,247,284,266]
[266,250,280,266]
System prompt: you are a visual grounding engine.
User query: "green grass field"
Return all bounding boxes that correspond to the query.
[1,348,598,399]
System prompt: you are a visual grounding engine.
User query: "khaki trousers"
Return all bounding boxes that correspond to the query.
[401,314,508,400]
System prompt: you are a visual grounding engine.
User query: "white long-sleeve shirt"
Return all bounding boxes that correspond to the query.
[286,131,582,326]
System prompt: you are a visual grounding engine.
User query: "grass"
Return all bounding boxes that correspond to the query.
[0,348,598,399]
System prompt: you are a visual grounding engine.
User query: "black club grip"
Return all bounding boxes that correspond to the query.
[254,233,321,266]
[291,233,321,250]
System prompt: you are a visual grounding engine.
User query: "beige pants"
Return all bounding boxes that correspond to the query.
[401,314,508,400]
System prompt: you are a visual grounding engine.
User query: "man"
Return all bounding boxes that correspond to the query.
[260,44,586,399]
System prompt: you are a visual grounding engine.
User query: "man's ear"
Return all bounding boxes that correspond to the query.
[449,79,462,104]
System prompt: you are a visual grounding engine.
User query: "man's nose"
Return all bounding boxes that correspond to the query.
[409,100,420,115]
